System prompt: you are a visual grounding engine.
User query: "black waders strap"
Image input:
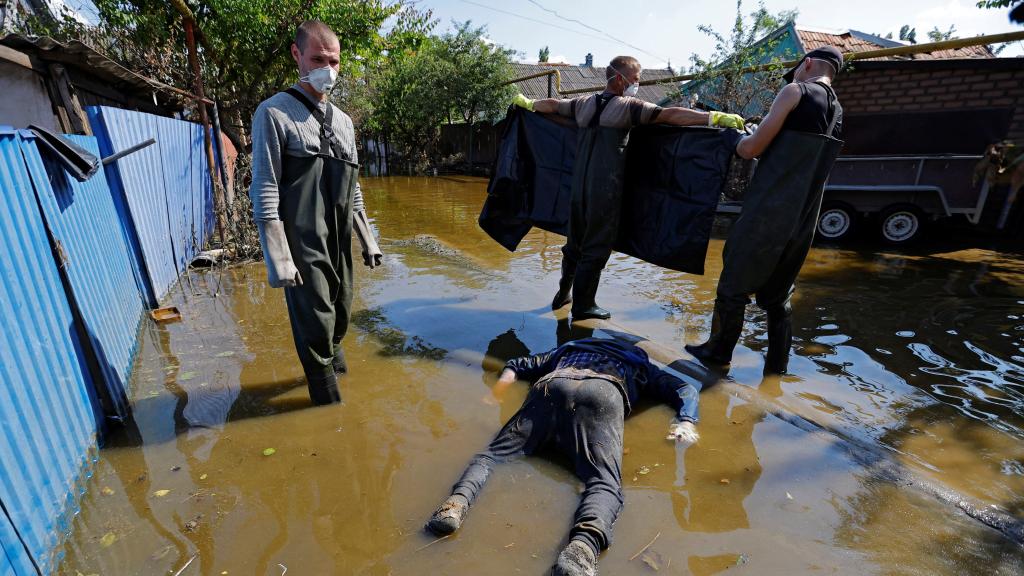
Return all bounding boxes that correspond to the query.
[588,93,614,128]
[812,81,841,137]
[284,87,349,160]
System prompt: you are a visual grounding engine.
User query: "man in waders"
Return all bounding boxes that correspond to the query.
[250,20,383,405]
[426,337,700,576]
[686,46,844,375]
[512,56,745,321]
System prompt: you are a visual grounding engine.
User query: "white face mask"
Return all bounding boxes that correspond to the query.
[300,65,338,94]
[613,66,640,97]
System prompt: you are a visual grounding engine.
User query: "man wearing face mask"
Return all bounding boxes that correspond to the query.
[249,20,383,405]
[512,55,744,321]
[686,46,844,375]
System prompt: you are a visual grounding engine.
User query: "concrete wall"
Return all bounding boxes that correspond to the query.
[0,61,59,131]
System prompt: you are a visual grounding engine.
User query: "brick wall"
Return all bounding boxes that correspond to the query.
[834,62,1024,143]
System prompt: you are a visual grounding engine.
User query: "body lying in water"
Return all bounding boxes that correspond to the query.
[427,337,700,576]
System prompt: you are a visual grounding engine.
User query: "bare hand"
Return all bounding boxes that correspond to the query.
[666,420,699,444]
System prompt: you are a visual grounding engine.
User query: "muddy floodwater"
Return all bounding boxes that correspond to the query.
[59,176,1024,575]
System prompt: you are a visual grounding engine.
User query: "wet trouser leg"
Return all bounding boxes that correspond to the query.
[556,378,625,555]
[451,385,556,503]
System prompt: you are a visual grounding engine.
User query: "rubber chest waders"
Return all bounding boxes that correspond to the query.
[280,88,358,404]
[560,93,631,317]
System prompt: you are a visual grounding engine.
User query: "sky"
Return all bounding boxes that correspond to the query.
[417,0,1024,67]
[45,0,1024,65]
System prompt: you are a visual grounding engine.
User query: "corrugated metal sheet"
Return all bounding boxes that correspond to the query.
[21,133,146,421]
[0,127,99,576]
[86,106,214,305]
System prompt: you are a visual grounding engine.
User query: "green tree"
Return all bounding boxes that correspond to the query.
[374,21,514,172]
[539,45,550,62]
[899,24,918,44]
[672,0,800,118]
[17,0,434,149]
[927,24,958,42]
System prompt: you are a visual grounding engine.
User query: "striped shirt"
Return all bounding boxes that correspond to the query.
[249,83,364,222]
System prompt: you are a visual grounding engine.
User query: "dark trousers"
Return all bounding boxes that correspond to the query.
[451,377,625,554]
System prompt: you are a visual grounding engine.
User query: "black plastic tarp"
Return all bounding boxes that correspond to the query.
[479,107,742,274]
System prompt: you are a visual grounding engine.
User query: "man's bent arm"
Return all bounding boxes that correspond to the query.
[736,83,801,159]
[504,349,558,381]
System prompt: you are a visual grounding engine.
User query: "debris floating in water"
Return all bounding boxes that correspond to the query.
[153,489,171,497]
[263,448,277,457]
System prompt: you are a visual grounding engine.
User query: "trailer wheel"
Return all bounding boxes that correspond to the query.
[878,204,924,245]
[817,202,857,242]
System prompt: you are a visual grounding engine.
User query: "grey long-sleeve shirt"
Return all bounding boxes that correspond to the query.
[249,83,364,221]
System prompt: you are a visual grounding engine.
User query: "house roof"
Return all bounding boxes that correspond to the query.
[508,62,675,103]
[0,34,197,109]
[794,26,994,61]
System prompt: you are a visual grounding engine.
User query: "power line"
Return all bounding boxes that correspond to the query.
[455,0,667,65]
[524,0,668,64]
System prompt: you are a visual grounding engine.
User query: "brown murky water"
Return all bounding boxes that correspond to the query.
[59,177,1024,575]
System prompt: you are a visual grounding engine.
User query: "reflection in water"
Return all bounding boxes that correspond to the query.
[59,177,1024,575]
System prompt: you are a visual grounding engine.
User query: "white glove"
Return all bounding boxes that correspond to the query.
[666,419,699,444]
[256,220,302,288]
[353,209,384,269]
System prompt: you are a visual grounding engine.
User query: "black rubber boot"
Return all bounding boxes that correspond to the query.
[306,368,342,405]
[552,539,598,576]
[763,306,793,375]
[685,301,745,368]
[552,277,574,310]
[331,345,348,375]
[570,268,610,320]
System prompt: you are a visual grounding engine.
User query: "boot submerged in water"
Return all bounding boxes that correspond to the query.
[685,301,745,368]
[426,494,469,536]
[552,539,598,576]
[763,307,792,375]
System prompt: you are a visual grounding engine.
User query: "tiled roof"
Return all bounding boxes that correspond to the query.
[508,62,675,103]
[796,27,994,61]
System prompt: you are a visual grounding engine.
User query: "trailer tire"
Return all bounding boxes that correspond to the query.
[878,204,924,245]
[816,202,858,242]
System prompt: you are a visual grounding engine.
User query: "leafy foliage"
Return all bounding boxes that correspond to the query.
[16,0,434,148]
[671,0,799,118]
[373,21,515,170]
[538,45,549,63]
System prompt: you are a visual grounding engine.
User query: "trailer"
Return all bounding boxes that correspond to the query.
[816,154,988,244]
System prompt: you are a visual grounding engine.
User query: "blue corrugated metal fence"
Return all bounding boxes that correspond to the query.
[22,134,147,422]
[0,128,100,576]
[1,109,216,573]
[87,106,215,306]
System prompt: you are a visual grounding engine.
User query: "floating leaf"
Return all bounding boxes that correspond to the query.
[179,371,197,381]
[99,532,117,547]
[100,486,115,496]
[262,448,276,457]
[200,474,208,480]
[215,351,235,358]
[153,489,171,497]
[719,478,730,485]
[786,492,794,500]
[636,465,651,475]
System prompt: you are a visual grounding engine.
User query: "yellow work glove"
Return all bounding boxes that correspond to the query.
[708,111,745,130]
[512,93,535,112]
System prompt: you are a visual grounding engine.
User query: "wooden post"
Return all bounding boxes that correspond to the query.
[183,18,227,246]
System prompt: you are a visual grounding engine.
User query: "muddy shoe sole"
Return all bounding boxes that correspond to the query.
[426,497,468,536]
